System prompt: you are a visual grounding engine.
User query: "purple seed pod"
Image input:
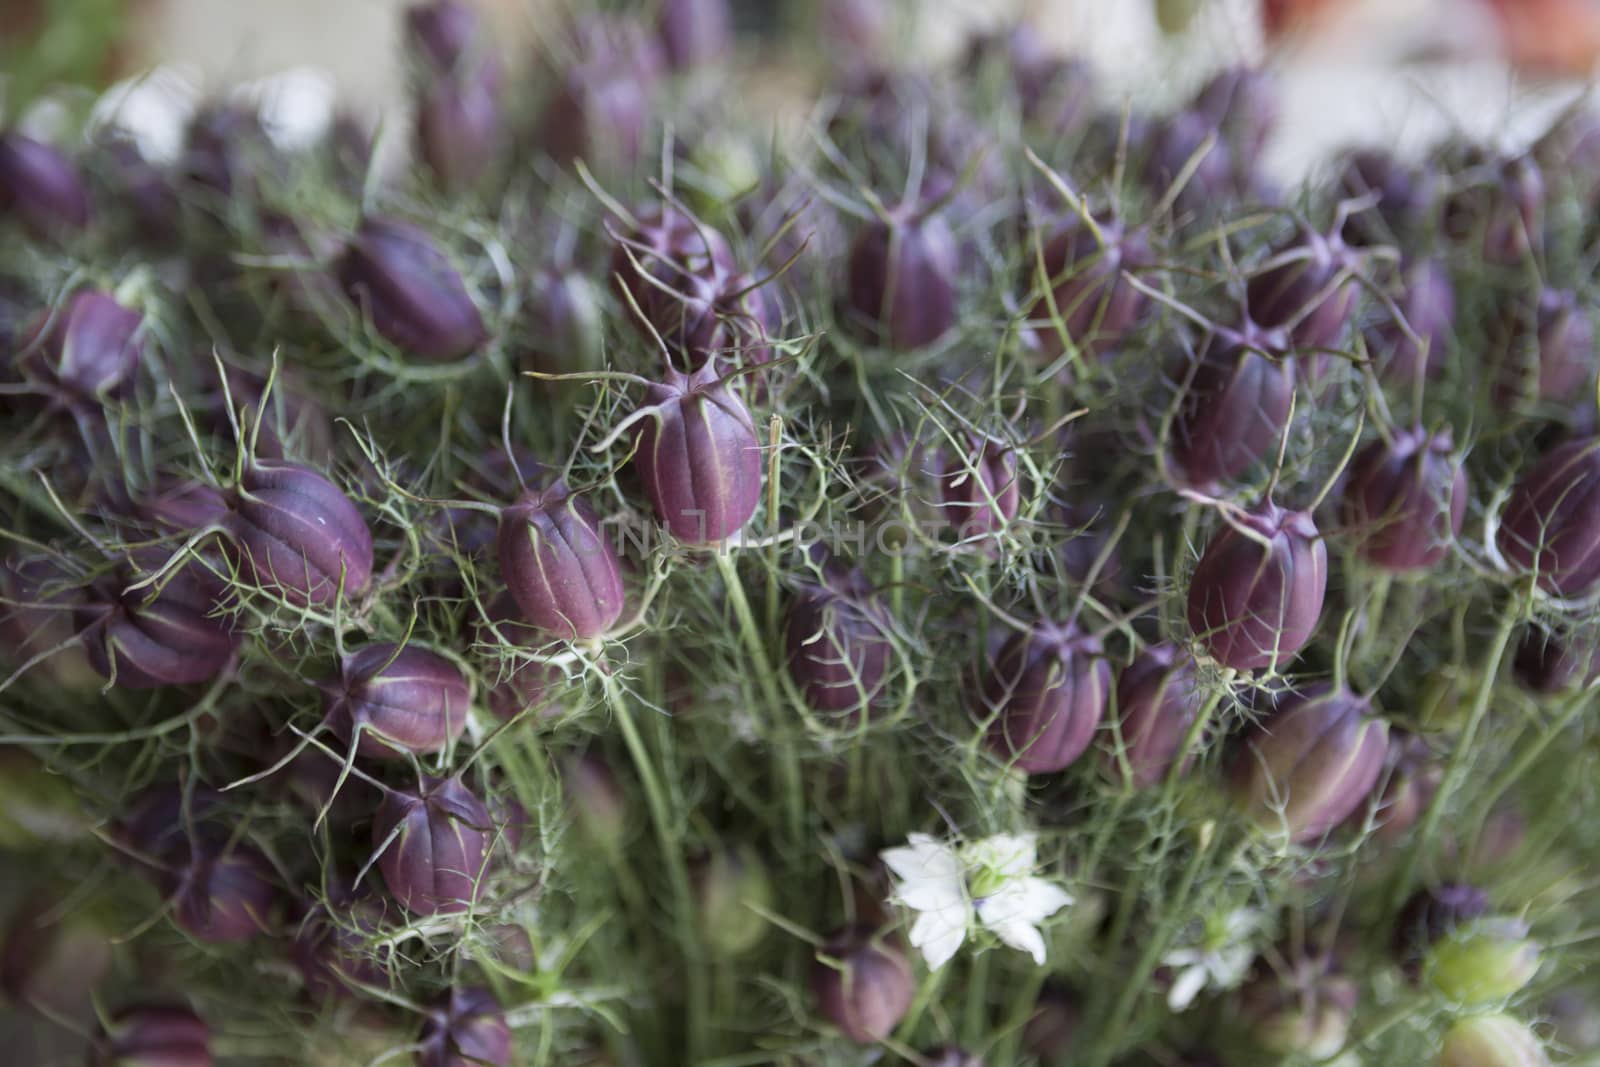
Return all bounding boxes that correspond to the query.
[0,556,97,690]
[79,551,237,689]
[406,0,480,71]
[1023,212,1152,360]
[1230,683,1390,845]
[633,366,763,544]
[783,564,892,715]
[163,838,278,943]
[1340,426,1467,572]
[372,775,492,916]
[1245,223,1360,351]
[1,897,112,1018]
[224,460,375,608]
[1439,1013,1550,1067]
[1105,644,1202,790]
[1347,731,1439,844]
[418,986,512,1067]
[1192,65,1278,160]
[19,290,143,405]
[1365,258,1455,384]
[1497,288,1595,408]
[608,205,735,332]
[541,20,662,173]
[335,215,487,362]
[113,785,225,872]
[0,131,89,236]
[179,104,270,199]
[291,888,390,1002]
[414,70,503,192]
[1023,982,1082,1061]
[89,1004,212,1067]
[1483,154,1545,266]
[325,643,471,760]
[93,137,179,243]
[1337,148,1436,246]
[475,593,567,721]
[497,482,626,640]
[524,267,604,377]
[939,435,1021,539]
[658,0,733,70]
[142,481,230,534]
[1393,883,1491,976]
[976,620,1111,775]
[1497,437,1600,597]
[1513,625,1600,695]
[1168,323,1295,489]
[1143,110,1237,217]
[1187,501,1327,671]
[842,203,959,350]
[810,925,914,1045]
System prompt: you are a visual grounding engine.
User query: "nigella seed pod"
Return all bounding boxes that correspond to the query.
[291,889,389,1002]
[691,843,773,957]
[1192,66,1278,161]
[0,131,89,236]
[19,290,143,405]
[1245,224,1359,351]
[475,593,567,721]
[1229,684,1390,845]
[842,203,959,350]
[659,0,733,70]
[335,215,487,362]
[1169,324,1295,488]
[1144,110,1237,217]
[1513,625,1600,695]
[224,461,374,608]
[1350,732,1439,844]
[608,206,735,335]
[163,839,278,943]
[89,1004,212,1067]
[1497,437,1600,597]
[1104,644,1202,790]
[783,565,892,715]
[324,643,471,760]
[1439,1013,1550,1067]
[497,483,625,640]
[1340,426,1467,572]
[1337,148,1435,246]
[1240,964,1358,1060]
[414,68,504,192]
[80,551,237,689]
[1427,919,1543,1005]
[634,367,763,544]
[418,987,512,1067]
[1394,884,1492,976]
[406,0,478,71]
[372,775,492,916]
[976,621,1111,775]
[1367,258,1455,384]
[1187,502,1327,671]
[524,267,603,378]
[939,435,1021,540]
[1023,212,1151,361]
[810,925,914,1044]
[0,556,98,690]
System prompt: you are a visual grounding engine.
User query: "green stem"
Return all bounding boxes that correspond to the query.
[714,552,804,844]
[604,673,709,1062]
[962,950,991,1047]
[1394,597,1522,897]
[1473,684,1593,828]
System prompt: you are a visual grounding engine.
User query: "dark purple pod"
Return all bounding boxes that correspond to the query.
[1245,224,1360,351]
[163,838,278,943]
[224,460,374,608]
[179,104,270,200]
[372,775,492,916]
[1192,66,1278,161]
[939,435,1021,539]
[524,267,604,377]
[811,925,914,1045]
[497,482,626,640]
[1022,213,1152,360]
[1366,258,1455,384]
[419,986,512,1067]
[783,565,892,715]
[1513,625,1600,695]
[1354,732,1440,844]
[634,366,763,544]
[976,620,1110,775]
[1143,110,1237,217]
[19,290,143,404]
[79,551,237,689]
[1,896,112,1018]
[1483,154,1545,266]
[335,215,487,362]
[842,203,959,350]
[1169,323,1295,488]
[1104,644,1202,790]
[659,0,732,70]
[0,131,89,236]
[291,889,389,1002]
[1230,683,1390,845]
[657,268,779,377]
[1497,437,1600,597]
[142,481,229,534]
[414,70,503,192]
[1187,501,1327,671]
[325,643,471,760]
[1340,426,1467,572]
[406,0,479,71]
[1393,883,1490,976]
[0,556,98,690]
[541,20,662,174]
[89,1004,212,1067]
[1337,148,1435,247]
[607,205,735,338]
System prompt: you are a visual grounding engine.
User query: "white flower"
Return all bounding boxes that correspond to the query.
[1160,907,1263,1012]
[880,831,1074,971]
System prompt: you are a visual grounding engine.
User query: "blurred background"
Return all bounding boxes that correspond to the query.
[3,0,1599,183]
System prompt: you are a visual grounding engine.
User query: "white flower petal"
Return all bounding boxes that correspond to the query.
[985,912,1049,965]
[882,837,965,913]
[1167,964,1209,1012]
[977,877,1073,927]
[1212,945,1256,986]
[1161,948,1204,968]
[961,832,1038,879]
[908,903,968,971]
